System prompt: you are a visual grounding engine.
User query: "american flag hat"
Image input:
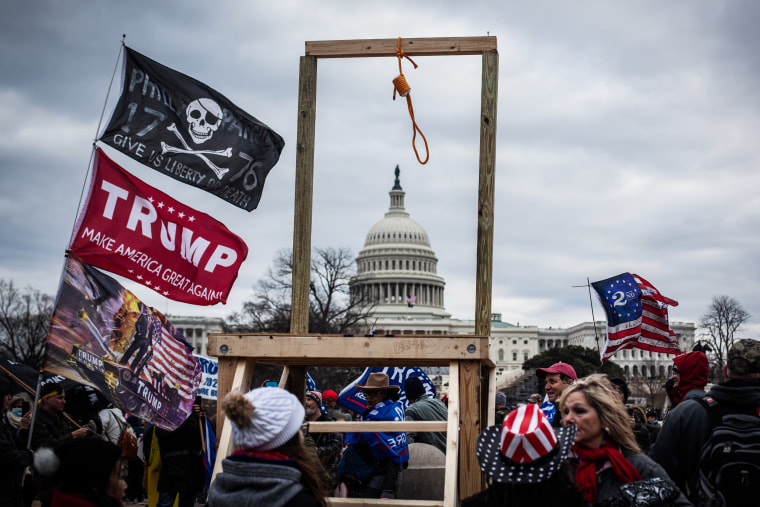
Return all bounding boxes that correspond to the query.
[475,404,576,484]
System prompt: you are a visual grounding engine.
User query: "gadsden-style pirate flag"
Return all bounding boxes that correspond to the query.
[99,46,284,211]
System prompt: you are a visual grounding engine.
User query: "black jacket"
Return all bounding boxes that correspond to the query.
[649,378,760,499]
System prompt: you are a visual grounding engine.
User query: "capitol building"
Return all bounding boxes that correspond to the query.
[176,166,695,395]
[349,166,696,389]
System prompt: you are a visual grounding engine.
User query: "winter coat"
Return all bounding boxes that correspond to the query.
[155,414,204,494]
[306,413,342,473]
[567,450,692,506]
[649,378,760,500]
[404,396,447,454]
[97,407,127,444]
[0,416,33,507]
[208,454,320,507]
[31,408,77,450]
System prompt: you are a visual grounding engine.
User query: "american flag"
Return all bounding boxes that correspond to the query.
[141,325,200,404]
[592,273,681,361]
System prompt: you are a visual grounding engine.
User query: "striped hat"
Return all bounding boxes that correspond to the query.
[476,404,576,484]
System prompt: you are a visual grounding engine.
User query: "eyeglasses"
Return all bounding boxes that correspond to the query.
[672,366,679,374]
[363,391,384,399]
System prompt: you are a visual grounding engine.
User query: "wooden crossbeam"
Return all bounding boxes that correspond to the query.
[208,334,493,366]
[306,36,497,58]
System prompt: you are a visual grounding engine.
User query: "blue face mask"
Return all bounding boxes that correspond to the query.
[10,408,22,417]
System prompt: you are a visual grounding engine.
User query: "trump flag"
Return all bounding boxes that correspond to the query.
[99,47,284,211]
[44,254,201,430]
[69,148,248,306]
[338,366,436,415]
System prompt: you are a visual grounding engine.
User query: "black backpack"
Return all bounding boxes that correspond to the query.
[694,395,760,506]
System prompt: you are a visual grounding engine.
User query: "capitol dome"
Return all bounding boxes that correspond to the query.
[350,166,449,319]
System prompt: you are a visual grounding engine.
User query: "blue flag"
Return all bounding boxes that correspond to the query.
[201,416,216,490]
[338,366,436,415]
[540,394,556,423]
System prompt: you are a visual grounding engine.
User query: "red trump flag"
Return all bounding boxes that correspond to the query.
[69,148,248,305]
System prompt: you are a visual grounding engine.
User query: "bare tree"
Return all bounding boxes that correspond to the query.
[226,247,374,335]
[629,369,668,409]
[700,295,751,382]
[0,279,54,368]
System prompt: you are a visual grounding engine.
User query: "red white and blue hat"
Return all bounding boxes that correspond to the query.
[476,403,575,484]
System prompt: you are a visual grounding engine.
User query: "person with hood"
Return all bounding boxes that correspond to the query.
[669,351,709,406]
[33,438,126,507]
[336,372,409,499]
[649,339,760,502]
[1,378,34,507]
[208,387,326,507]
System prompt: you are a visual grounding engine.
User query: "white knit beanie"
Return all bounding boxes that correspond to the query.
[224,387,305,452]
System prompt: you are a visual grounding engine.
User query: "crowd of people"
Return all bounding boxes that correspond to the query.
[2,338,759,506]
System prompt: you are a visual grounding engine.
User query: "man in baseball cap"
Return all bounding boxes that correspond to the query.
[650,339,760,502]
[535,362,578,428]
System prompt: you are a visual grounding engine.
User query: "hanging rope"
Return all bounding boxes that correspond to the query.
[392,37,429,165]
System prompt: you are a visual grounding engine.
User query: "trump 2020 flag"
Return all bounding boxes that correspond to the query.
[540,394,556,423]
[338,366,436,415]
[44,253,201,430]
[69,148,248,306]
[592,272,680,361]
[99,47,284,211]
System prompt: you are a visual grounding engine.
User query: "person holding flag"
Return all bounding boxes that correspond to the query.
[336,372,409,499]
[0,376,34,507]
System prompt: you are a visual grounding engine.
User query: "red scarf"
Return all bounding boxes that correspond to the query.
[573,440,641,504]
[232,449,291,461]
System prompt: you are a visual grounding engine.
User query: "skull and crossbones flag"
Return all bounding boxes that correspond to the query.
[99,47,285,212]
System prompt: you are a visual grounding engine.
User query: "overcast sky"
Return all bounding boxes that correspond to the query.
[1,1,758,340]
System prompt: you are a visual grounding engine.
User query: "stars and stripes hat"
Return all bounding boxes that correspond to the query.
[475,403,576,484]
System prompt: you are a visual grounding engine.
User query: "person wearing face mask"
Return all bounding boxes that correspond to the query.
[0,379,34,507]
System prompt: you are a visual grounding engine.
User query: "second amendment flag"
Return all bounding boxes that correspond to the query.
[99,46,285,211]
[592,272,680,361]
[70,148,248,306]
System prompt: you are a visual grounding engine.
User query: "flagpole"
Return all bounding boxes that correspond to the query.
[70,35,126,246]
[584,277,604,363]
[26,371,44,449]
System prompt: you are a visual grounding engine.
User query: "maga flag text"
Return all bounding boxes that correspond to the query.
[70,148,248,306]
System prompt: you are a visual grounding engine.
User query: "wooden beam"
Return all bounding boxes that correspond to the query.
[208,334,492,366]
[211,358,256,483]
[306,37,497,58]
[443,361,460,507]
[474,49,498,338]
[327,499,443,507]
[458,360,481,500]
[306,420,448,433]
[291,55,317,336]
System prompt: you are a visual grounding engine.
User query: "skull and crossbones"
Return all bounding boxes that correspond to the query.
[160,98,231,179]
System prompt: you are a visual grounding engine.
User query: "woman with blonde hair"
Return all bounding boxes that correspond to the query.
[559,374,690,506]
